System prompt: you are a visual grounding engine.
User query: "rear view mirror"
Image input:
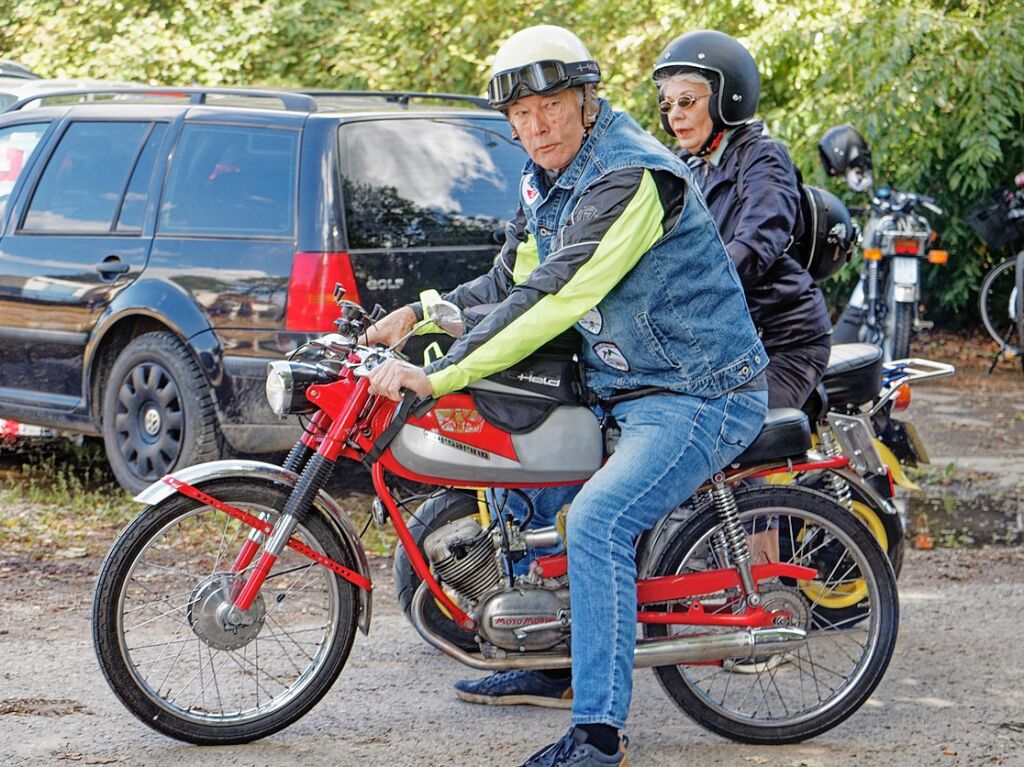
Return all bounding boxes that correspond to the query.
[427,300,465,338]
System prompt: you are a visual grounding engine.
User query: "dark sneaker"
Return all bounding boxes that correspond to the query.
[454,669,573,709]
[518,728,628,767]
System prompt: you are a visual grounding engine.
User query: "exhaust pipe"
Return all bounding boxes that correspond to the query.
[410,583,806,671]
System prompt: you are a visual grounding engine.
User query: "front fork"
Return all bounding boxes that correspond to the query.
[224,438,318,600]
[223,393,361,627]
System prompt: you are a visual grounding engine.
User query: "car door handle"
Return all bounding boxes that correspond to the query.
[95,258,130,277]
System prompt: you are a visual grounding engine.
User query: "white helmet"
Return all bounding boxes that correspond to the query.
[487,25,601,110]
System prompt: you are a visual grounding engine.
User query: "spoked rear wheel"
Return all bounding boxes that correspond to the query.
[979,255,1022,357]
[645,486,898,744]
[92,479,359,744]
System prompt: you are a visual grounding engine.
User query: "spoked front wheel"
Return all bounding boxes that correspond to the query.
[645,486,898,744]
[92,478,359,744]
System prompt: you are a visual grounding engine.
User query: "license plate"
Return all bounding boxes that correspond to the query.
[892,255,919,285]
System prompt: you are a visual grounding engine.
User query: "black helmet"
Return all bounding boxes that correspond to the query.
[795,185,859,282]
[652,30,759,142]
[818,124,873,177]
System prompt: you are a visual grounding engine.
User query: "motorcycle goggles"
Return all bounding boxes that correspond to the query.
[487,59,601,109]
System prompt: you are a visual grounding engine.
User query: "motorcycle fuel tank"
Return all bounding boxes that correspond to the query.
[389,380,603,484]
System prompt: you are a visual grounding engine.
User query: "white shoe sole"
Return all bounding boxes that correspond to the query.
[454,690,573,709]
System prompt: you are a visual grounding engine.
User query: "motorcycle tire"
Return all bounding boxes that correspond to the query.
[393,489,481,653]
[93,478,359,744]
[645,485,898,745]
[889,301,914,361]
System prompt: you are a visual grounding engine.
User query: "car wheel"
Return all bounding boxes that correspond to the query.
[101,331,222,493]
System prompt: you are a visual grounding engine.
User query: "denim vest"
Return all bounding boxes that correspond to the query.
[520,101,768,399]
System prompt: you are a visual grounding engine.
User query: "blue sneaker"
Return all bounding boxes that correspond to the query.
[453,669,573,709]
[518,728,628,767]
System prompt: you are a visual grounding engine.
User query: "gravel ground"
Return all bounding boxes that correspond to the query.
[1,350,1022,766]
[0,548,1022,767]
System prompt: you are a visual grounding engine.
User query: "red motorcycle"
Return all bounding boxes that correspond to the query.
[92,291,898,746]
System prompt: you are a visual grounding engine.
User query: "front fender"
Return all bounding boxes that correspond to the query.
[135,459,373,635]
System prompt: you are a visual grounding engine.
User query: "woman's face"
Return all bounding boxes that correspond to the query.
[662,78,713,155]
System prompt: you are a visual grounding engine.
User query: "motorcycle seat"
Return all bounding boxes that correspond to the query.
[731,408,812,467]
[821,343,884,410]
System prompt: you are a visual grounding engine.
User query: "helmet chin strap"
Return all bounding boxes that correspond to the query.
[694,129,726,158]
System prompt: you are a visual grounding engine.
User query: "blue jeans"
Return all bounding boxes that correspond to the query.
[513,390,767,729]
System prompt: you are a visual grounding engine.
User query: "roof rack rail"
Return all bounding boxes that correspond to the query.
[4,86,318,113]
[0,59,39,81]
[300,90,491,110]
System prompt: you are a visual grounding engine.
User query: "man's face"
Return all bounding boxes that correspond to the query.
[506,89,585,172]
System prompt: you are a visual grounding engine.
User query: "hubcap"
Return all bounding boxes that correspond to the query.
[187,573,266,651]
[113,361,183,481]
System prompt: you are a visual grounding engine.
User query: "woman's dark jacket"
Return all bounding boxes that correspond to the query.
[683,120,831,351]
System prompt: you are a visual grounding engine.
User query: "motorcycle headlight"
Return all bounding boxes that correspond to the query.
[265,361,323,415]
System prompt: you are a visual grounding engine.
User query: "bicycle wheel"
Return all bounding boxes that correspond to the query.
[645,486,898,744]
[979,255,1021,355]
[93,478,359,744]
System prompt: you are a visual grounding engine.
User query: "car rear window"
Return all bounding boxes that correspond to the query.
[0,122,47,221]
[157,124,297,238]
[22,121,150,233]
[339,117,526,249]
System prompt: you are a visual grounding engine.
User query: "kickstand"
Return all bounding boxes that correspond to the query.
[988,349,1003,375]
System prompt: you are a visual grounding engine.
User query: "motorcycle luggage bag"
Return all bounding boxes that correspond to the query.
[822,343,883,409]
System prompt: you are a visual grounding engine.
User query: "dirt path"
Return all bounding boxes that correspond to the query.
[1,340,1022,765]
[1,547,1022,767]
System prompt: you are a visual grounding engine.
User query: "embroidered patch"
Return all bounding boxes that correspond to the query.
[594,342,629,372]
[573,204,598,223]
[521,175,541,207]
[578,308,603,335]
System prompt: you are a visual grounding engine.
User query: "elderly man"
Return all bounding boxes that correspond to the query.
[366,25,768,767]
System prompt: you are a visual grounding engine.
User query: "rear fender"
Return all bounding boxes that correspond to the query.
[135,459,372,634]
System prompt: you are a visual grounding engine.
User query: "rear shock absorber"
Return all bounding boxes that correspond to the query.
[710,474,759,606]
[818,427,853,510]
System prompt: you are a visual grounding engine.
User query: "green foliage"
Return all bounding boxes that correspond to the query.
[2,0,1023,321]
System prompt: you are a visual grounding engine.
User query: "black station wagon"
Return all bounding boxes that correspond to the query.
[0,87,526,491]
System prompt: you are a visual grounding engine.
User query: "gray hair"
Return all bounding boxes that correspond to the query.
[654,70,713,92]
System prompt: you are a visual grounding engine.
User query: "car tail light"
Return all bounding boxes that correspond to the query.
[894,238,920,255]
[893,383,912,411]
[286,251,360,331]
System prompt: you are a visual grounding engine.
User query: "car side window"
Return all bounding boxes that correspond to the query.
[0,123,48,222]
[157,124,297,238]
[22,121,151,233]
[339,118,527,249]
[115,123,168,233]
